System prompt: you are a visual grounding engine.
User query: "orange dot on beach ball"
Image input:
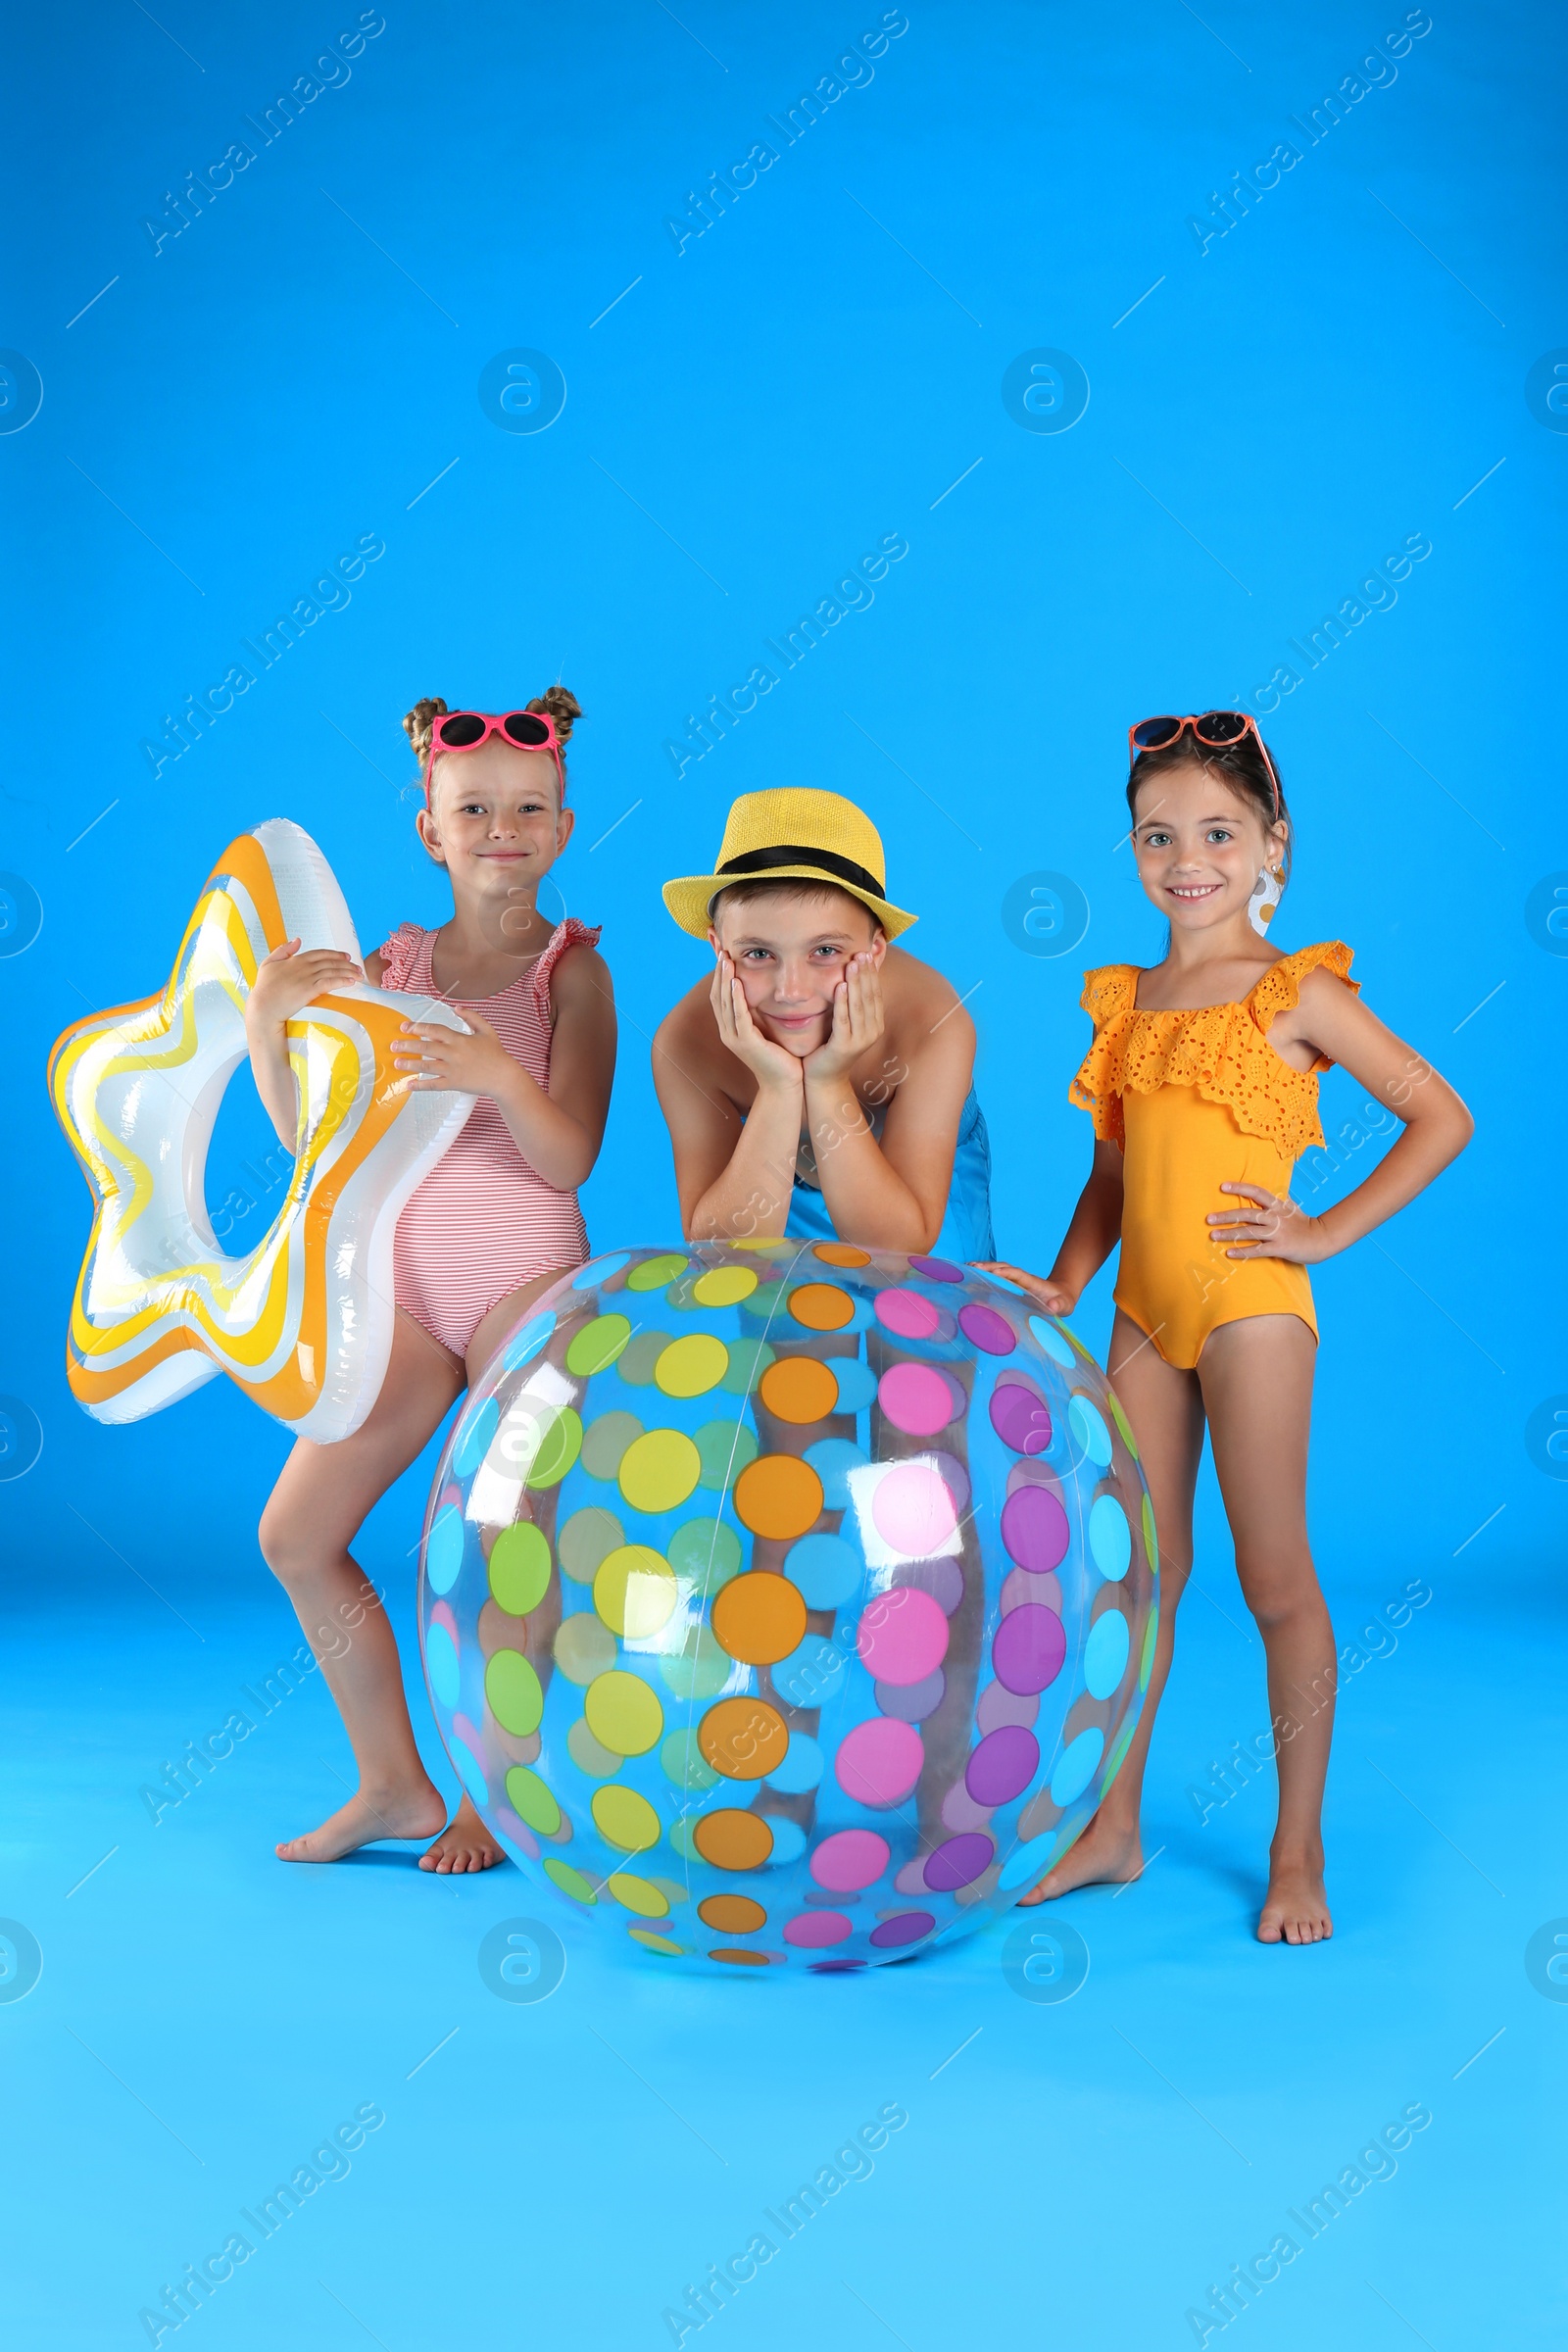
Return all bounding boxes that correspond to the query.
[698,1893,767,1933]
[693,1810,774,1871]
[759,1355,840,1425]
[710,1571,808,1666]
[733,1452,823,1542]
[788,1283,855,1332]
[698,1695,790,1781]
[811,1242,870,1268]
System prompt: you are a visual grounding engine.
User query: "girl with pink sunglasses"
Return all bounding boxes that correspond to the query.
[243,688,617,1871]
[981,713,1471,1945]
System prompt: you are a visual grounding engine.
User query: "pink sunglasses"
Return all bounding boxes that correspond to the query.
[1129,710,1281,817]
[425,709,564,804]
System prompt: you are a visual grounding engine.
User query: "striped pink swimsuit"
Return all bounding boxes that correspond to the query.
[378,918,601,1358]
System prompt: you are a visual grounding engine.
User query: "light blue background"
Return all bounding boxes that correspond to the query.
[3,5,1563,2347]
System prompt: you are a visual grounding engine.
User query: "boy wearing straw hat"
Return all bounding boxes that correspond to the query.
[654,788,994,1259]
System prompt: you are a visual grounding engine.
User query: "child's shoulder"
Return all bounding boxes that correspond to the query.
[884,942,965,1017]
[539,918,609,1004]
[652,973,730,1095]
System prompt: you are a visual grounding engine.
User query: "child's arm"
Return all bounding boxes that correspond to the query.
[654,961,803,1242]
[976,1137,1125,1313]
[244,938,366,1151]
[1210,971,1473,1261]
[393,944,616,1190]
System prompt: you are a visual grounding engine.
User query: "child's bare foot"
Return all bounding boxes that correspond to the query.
[276,1780,446,1863]
[1257,1853,1332,1944]
[1018,1810,1144,1905]
[419,1793,507,1874]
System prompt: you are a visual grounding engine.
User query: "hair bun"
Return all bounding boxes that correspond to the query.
[403,697,449,763]
[528,685,581,746]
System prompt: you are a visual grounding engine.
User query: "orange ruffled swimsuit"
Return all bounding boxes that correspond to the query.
[1071,943,1358,1371]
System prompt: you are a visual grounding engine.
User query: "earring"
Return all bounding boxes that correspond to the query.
[1249,864,1282,937]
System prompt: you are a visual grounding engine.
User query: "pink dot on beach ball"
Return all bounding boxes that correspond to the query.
[783,1910,854,1947]
[877,1362,957,1438]
[871,1462,958,1558]
[856,1585,951,1686]
[874,1288,942,1341]
[835,1717,924,1808]
[810,1828,892,1891]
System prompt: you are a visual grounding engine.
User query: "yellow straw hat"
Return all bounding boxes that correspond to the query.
[662,788,917,940]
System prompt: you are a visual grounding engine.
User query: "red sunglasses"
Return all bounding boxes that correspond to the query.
[1128,711,1281,816]
[425,709,564,804]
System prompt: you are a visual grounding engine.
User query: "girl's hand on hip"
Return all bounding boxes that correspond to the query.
[1209,1182,1331,1262]
[392,1007,513,1097]
[246,938,364,1029]
[805,953,885,1084]
[710,952,804,1096]
[972,1259,1079,1316]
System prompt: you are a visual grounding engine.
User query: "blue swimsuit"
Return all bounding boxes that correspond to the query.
[784,1088,996,1263]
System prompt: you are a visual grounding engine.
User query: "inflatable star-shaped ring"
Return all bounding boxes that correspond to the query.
[49,818,473,1442]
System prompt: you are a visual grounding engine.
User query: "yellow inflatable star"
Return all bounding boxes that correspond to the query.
[49,819,472,1442]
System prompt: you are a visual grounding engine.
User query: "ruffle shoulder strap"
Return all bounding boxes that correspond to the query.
[530,917,604,1027]
[375,921,428,993]
[1079,964,1138,1029]
[1249,941,1357,1039]
[1070,966,1139,1141]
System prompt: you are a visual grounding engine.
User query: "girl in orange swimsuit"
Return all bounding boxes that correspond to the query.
[243,690,617,1874]
[982,713,1471,1945]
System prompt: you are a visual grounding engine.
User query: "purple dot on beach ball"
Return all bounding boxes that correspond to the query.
[990,1382,1054,1456]
[991,1603,1066,1696]
[964,1724,1041,1807]
[923,1833,995,1892]
[908,1254,963,1284]
[876,1668,946,1722]
[869,1910,936,1948]
[1000,1484,1069,1572]
[958,1302,1016,1355]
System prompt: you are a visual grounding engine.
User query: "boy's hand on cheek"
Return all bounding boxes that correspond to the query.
[805,953,884,1084]
[710,951,803,1094]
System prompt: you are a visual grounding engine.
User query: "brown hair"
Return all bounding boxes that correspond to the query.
[403,689,583,797]
[709,877,883,933]
[1127,725,1292,883]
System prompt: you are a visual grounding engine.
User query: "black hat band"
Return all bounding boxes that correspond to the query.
[715,843,886,899]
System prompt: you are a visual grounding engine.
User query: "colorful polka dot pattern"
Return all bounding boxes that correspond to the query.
[417,1242,1154,1972]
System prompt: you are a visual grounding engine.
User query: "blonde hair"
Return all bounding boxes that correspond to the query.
[403,689,582,800]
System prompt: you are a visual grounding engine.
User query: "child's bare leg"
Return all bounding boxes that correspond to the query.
[261,1310,464,1861]
[417,1269,575,1875]
[1022,1311,1203,1903]
[1200,1315,1334,1944]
